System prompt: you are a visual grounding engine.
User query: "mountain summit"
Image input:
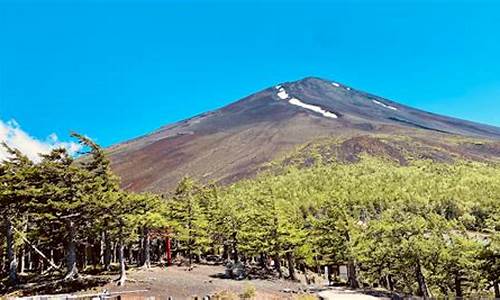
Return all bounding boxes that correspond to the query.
[108,77,500,192]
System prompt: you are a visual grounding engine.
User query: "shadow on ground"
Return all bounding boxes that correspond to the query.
[208,265,281,281]
[2,276,109,297]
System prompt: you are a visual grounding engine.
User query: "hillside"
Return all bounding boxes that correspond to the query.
[107,77,500,192]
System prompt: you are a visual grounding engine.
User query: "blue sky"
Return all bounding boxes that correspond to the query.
[1,0,500,152]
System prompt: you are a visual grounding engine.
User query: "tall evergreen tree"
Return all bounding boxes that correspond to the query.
[0,143,37,285]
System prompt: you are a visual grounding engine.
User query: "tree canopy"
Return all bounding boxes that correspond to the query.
[1,138,499,298]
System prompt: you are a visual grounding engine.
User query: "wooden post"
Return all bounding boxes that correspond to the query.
[166,235,171,266]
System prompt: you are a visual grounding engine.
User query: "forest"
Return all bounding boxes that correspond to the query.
[1,134,499,298]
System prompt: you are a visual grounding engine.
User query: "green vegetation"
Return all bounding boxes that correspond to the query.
[0,134,166,289]
[1,135,499,298]
[239,284,256,299]
[218,158,500,298]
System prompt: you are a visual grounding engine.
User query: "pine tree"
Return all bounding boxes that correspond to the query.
[36,148,90,280]
[0,143,38,285]
[167,177,210,266]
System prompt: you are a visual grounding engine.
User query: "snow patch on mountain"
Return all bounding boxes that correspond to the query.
[275,86,338,119]
[289,98,338,118]
[332,82,353,92]
[372,100,398,111]
[276,86,289,100]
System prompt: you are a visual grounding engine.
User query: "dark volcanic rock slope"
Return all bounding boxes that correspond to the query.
[108,77,500,192]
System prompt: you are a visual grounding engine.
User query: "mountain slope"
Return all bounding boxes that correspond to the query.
[108,77,500,192]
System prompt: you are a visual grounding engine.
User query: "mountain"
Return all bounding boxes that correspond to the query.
[107,77,500,192]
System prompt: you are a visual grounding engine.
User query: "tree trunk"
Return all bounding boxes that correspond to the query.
[273,255,282,278]
[259,253,267,269]
[81,243,87,270]
[232,243,239,263]
[188,202,193,267]
[494,280,499,299]
[20,220,28,274]
[112,241,117,263]
[6,217,18,285]
[128,246,135,265]
[386,274,394,291]
[222,244,229,261]
[141,227,151,268]
[91,239,98,270]
[286,252,296,281]
[12,225,61,274]
[100,231,105,265]
[327,266,333,285]
[454,272,462,298]
[2,251,6,275]
[138,233,144,265]
[415,261,430,299]
[117,239,126,286]
[231,231,239,263]
[64,220,78,280]
[347,261,359,289]
[20,247,26,274]
[104,231,112,270]
[28,249,33,271]
[166,237,172,266]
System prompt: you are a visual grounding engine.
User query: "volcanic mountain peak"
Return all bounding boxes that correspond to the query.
[274,77,401,118]
[265,76,499,138]
[109,76,500,192]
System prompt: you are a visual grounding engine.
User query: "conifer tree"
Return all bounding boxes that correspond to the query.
[37,148,90,280]
[167,177,210,266]
[0,143,37,285]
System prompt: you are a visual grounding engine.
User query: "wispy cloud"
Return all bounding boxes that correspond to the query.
[0,119,82,163]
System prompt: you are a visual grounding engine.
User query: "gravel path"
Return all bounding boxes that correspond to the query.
[318,287,390,300]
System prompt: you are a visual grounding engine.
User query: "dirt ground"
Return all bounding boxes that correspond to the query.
[3,265,392,299]
[89,264,313,299]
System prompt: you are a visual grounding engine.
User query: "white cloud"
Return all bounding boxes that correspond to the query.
[0,119,82,163]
